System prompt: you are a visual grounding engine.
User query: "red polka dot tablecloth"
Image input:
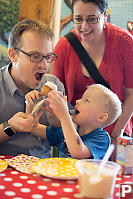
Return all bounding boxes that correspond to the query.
[0,155,133,199]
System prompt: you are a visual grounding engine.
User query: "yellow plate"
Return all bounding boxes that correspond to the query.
[30,158,79,180]
[0,159,8,172]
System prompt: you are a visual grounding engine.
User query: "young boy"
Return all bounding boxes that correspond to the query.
[25,84,122,159]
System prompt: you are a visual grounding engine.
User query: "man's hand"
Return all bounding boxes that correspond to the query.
[25,90,41,114]
[8,111,42,133]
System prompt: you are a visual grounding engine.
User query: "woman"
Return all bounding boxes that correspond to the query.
[52,0,133,160]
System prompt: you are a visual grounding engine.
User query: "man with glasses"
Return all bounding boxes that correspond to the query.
[0,19,65,156]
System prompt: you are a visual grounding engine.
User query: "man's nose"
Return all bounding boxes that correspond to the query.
[40,58,49,72]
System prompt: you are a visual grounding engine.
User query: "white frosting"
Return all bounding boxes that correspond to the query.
[45,81,57,91]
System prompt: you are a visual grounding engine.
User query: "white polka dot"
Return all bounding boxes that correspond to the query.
[63,188,73,193]
[124,181,133,184]
[13,183,23,187]
[20,188,31,193]
[60,174,65,176]
[27,180,36,184]
[66,169,71,172]
[43,178,51,182]
[0,185,5,189]
[123,175,130,178]
[46,191,57,196]
[0,156,5,158]
[5,191,16,196]
[32,194,43,199]
[76,185,79,189]
[115,192,120,197]
[116,177,121,181]
[20,176,28,179]
[12,197,23,199]
[51,183,60,187]
[66,173,71,175]
[11,171,19,174]
[115,184,120,188]
[0,173,6,177]
[38,185,47,190]
[4,177,13,181]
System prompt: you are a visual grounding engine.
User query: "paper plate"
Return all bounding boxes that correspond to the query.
[6,154,40,174]
[0,159,8,172]
[30,158,79,180]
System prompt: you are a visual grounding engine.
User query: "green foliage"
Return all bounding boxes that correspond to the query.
[0,0,19,32]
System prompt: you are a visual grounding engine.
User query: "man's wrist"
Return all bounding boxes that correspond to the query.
[3,121,16,137]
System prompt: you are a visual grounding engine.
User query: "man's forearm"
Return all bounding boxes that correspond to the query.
[0,123,9,143]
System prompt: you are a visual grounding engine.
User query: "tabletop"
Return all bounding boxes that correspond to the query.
[0,155,133,199]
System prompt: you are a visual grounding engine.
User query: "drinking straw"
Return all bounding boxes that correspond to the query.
[97,144,115,175]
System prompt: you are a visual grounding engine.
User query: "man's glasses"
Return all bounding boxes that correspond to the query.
[73,16,100,24]
[15,48,57,63]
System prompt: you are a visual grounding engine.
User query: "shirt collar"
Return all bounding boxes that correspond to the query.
[4,62,19,96]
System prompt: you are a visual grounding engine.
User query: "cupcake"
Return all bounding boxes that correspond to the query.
[41,81,57,97]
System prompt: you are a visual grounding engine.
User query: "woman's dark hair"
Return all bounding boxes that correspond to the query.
[72,0,108,13]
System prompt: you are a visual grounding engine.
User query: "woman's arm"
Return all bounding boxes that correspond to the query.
[111,88,133,161]
[111,88,133,137]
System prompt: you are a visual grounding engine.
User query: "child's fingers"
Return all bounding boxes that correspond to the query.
[56,91,64,98]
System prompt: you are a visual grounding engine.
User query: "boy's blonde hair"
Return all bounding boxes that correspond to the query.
[88,84,122,128]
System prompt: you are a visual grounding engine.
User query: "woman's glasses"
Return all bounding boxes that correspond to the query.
[73,16,101,24]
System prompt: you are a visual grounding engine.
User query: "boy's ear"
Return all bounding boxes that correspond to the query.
[97,112,108,123]
[8,48,18,62]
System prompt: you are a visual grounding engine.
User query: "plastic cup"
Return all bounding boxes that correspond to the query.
[76,159,121,198]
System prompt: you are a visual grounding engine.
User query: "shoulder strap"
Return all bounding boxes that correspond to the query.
[65,32,110,89]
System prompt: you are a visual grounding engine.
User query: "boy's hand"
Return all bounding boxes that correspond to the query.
[46,90,68,120]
